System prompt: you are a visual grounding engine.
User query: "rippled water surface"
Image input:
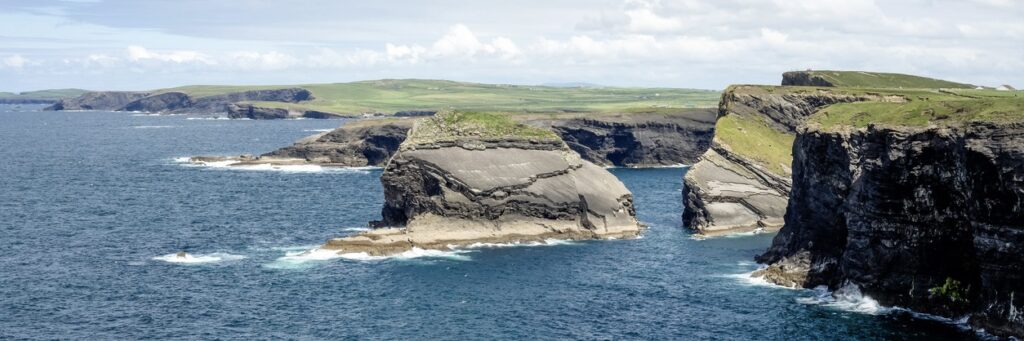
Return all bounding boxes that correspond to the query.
[0,109,981,340]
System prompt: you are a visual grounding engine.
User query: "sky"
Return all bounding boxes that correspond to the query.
[0,0,1021,92]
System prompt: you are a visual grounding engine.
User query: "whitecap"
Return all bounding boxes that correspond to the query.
[340,227,370,232]
[132,125,177,129]
[152,252,246,264]
[458,238,579,249]
[689,228,767,240]
[721,271,796,289]
[185,117,235,120]
[303,128,335,132]
[263,246,471,269]
[172,157,378,174]
[796,284,889,315]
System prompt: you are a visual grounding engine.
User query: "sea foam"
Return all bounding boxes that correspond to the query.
[263,246,471,269]
[458,238,580,249]
[172,157,378,174]
[152,252,246,264]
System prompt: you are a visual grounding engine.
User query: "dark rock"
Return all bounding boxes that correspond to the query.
[683,86,903,235]
[122,92,193,112]
[44,91,150,111]
[226,103,289,119]
[393,110,436,117]
[262,119,413,166]
[188,88,313,114]
[758,122,1024,337]
[545,110,716,167]
[781,71,835,87]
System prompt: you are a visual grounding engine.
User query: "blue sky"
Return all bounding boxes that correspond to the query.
[0,0,1021,91]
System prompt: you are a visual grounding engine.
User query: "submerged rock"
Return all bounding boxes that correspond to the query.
[323,112,643,256]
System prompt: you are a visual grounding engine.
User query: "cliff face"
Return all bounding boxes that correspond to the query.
[45,91,150,111]
[122,92,193,112]
[188,88,312,114]
[547,110,716,167]
[757,123,1024,336]
[682,86,889,235]
[46,88,315,115]
[226,103,353,120]
[262,120,412,166]
[781,71,834,87]
[322,112,642,256]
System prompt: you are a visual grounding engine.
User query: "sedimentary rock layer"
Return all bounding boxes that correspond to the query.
[46,88,315,115]
[757,122,1024,337]
[545,110,716,167]
[323,112,643,255]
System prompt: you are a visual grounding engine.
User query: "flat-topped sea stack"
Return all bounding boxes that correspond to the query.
[322,111,643,255]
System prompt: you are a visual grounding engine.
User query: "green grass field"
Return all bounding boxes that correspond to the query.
[794,70,975,89]
[162,79,720,114]
[812,91,1023,128]
[713,81,1020,177]
[408,111,560,144]
[0,88,88,100]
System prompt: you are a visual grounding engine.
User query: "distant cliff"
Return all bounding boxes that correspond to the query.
[545,110,716,167]
[45,88,323,116]
[782,70,975,89]
[262,119,413,166]
[756,121,1024,337]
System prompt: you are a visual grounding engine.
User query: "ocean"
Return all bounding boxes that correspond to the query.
[0,108,983,340]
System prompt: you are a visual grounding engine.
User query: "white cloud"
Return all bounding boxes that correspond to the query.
[385,24,522,63]
[126,45,213,64]
[227,51,298,70]
[759,28,788,45]
[2,54,28,68]
[1,0,1022,91]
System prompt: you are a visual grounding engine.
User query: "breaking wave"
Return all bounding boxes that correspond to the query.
[263,246,471,269]
[172,157,378,174]
[796,284,890,315]
[152,252,246,264]
[458,238,580,249]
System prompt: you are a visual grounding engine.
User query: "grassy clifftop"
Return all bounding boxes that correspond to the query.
[407,111,559,145]
[714,74,1019,177]
[160,79,720,115]
[784,70,975,89]
[0,89,88,100]
[812,90,1023,129]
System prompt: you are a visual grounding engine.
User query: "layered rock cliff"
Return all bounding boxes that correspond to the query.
[682,86,899,235]
[188,119,412,168]
[321,112,643,256]
[545,110,716,167]
[261,119,412,166]
[45,91,150,111]
[46,88,317,115]
[756,122,1024,337]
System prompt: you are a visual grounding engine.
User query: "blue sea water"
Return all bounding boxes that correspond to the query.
[0,109,984,340]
